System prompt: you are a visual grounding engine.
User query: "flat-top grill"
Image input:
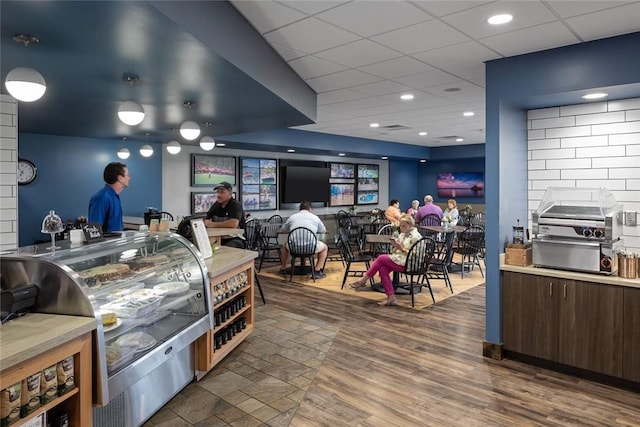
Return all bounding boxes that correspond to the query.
[532,187,623,275]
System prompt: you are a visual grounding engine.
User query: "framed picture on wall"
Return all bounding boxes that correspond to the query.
[240,157,277,211]
[330,183,355,206]
[357,164,379,179]
[330,163,355,179]
[191,154,236,187]
[437,172,484,198]
[357,190,378,205]
[191,192,217,214]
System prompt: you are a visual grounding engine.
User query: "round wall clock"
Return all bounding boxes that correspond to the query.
[17,158,37,185]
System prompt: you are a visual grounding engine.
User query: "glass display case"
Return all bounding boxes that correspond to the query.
[1,232,213,425]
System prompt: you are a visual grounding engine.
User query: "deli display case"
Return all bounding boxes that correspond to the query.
[0,232,213,426]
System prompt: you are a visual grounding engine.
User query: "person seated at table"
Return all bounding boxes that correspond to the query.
[204,182,246,248]
[443,199,459,225]
[406,199,420,219]
[384,199,402,225]
[415,194,443,225]
[348,214,422,306]
[280,201,328,278]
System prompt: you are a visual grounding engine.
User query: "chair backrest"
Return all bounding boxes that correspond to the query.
[419,213,441,227]
[433,231,456,266]
[243,219,260,251]
[287,227,318,256]
[457,225,485,254]
[471,212,486,227]
[377,224,394,235]
[336,211,353,229]
[159,211,174,221]
[337,234,355,263]
[404,237,436,276]
[258,223,281,248]
[267,214,283,224]
[458,210,473,227]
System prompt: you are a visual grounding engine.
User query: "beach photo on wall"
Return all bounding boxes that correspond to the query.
[437,172,484,198]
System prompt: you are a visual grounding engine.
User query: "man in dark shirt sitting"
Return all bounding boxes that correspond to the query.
[205,182,246,248]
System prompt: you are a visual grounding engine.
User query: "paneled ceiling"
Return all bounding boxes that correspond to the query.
[2,1,640,151]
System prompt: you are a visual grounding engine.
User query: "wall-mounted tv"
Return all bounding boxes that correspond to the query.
[437,172,484,198]
[191,154,236,187]
[281,166,330,203]
[330,183,355,207]
[330,163,355,179]
[358,164,379,179]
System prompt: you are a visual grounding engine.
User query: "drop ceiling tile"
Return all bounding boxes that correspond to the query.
[230,0,306,33]
[423,81,485,102]
[271,43,307,61]
[350,80,415,96]
[279,0,349,15]
[440,63,486,87]
[441,1,558,39]
[314,39,402,68]
[264,17,360,54]
[315,0,431,37]
[305,69,382,93]
[412,41,501,69]
[544,1,631,18]
[411,0,493,17]
[481,22,579,57]
[317,89,370,105]
[358,56,438,79]
[371,20,470,54]
[564,3,640,41]
[394,69,462,90]
[288,55,348,79]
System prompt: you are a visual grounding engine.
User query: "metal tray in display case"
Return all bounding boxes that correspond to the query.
[0,232,214,423]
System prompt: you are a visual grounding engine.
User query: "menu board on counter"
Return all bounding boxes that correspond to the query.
[190,219,213,259]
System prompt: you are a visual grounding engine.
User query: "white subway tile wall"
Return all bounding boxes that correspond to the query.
[0,95,17,252]
[528,96,640,250]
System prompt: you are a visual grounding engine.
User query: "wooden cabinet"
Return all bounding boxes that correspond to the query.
[502,271,625,378]
[0,331,92,427]
[195,256,255,380]
[623,287,640,382]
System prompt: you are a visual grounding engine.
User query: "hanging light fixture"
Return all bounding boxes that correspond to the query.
[117,137,130,159]
[179,101,200,140]
[166,140,181,154]
[199,136,215,151]
[139,133,153,157]
[4,34,46,102]
[117,73,145,126]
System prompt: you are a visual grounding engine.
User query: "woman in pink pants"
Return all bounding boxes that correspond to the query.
[349,214,422,306]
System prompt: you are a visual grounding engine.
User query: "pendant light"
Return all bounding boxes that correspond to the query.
[179,101,200,140]
[199,122,215,150]
[4,35,46,102]
[139,133,153,157]
[117,73,145,126]
[166,140,181,154]
[117,137,130,159]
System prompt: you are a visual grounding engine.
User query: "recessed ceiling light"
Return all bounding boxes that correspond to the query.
[488,14,513,25]
[456,138,464,142]
[582,92,608,100]
[418,131,427,136]
[287,149,295,153]
[370,123,380,128]
[463,111,474,117]
[381,156,388,160]
[338,153,346,156]
[420,159,426,163]
[400,94,414,101]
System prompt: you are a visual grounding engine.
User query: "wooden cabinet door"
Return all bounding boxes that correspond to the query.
[558,279,623,377]
[623,287,640,382]
[502,272,559,360]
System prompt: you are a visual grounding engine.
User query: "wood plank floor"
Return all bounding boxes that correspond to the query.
[146,273,640,426]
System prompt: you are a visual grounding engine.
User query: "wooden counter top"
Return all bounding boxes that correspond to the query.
[0,313,96,371]
[205,246,257,279]
[500,255,640,289]
[206,228,244,238]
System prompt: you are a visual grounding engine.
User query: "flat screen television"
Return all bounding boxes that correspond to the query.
[282,166,330,203]
[437,172,484,198]
[330,183,355,207]
[330,163,355,179]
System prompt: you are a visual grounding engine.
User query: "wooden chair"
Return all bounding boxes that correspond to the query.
[425,231,456,293]
[397,237,437,307]
[337,229,373,289]
[287,227,320,282]
[453,225,485,279]
[418,213,441,227]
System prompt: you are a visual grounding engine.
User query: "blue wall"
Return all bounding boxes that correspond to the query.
[18,133,162,246]
[388,159,418,211]
[484,32,640,346]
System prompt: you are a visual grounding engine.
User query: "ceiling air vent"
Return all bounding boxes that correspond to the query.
[379,124,410,131]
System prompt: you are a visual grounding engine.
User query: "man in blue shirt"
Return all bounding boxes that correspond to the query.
[88,162,130,232]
